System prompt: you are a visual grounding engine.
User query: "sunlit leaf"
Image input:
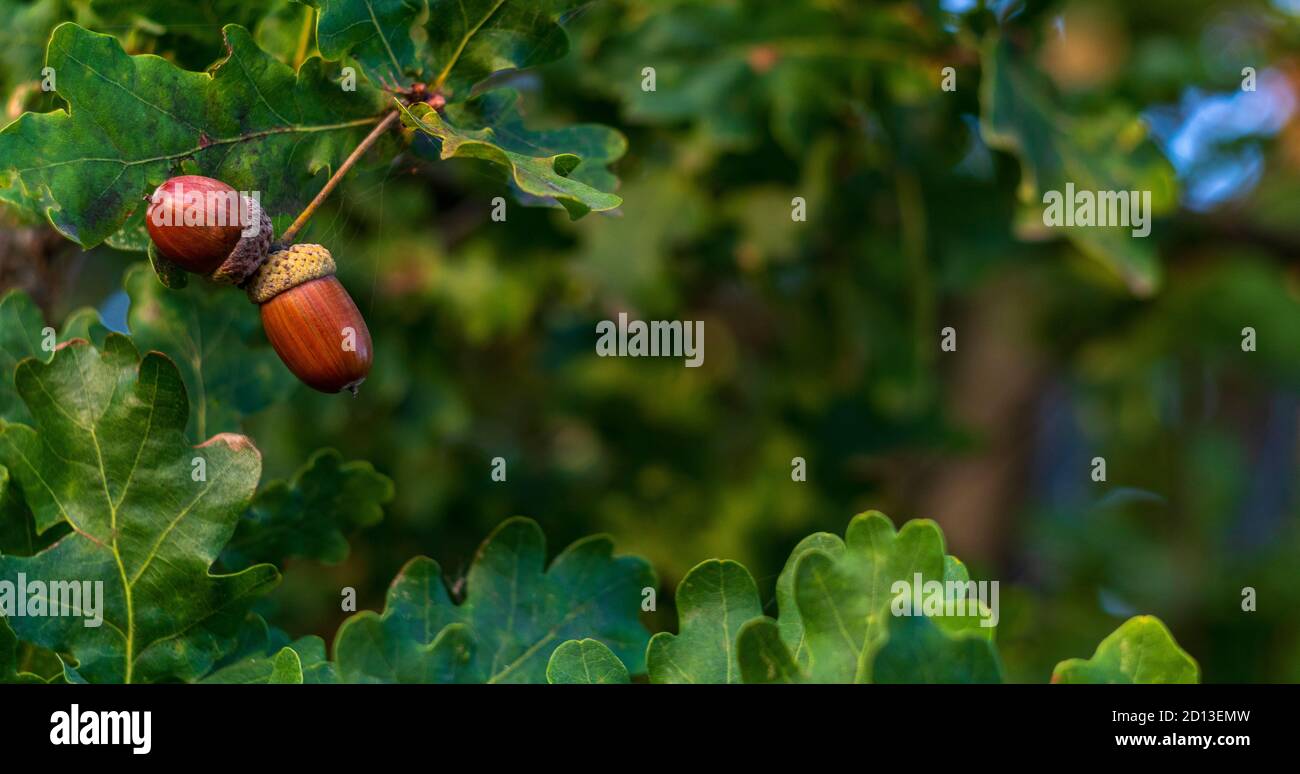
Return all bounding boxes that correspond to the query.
[1052,616,1199,684]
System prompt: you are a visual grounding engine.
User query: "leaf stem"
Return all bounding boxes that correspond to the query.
[278,109,400,245]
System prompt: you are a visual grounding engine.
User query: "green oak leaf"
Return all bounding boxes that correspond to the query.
[647,559,761,684]
[546,638,630,684]
[871,615,1002,684]
[979,36,1178,296]
[443,88,626,204]
[0,22,388,247]
[788,512,946,683]
[0,335,278,683]
[307,0,582,98]
[221,448,392,569]
[123,263,299,440]
[201,636,338,684]
[333,516,654,683]
[1052,616,1200,684]
[740,512,998,684]
[399,98,621,219]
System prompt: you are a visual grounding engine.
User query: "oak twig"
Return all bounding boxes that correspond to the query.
[278,110,401,245]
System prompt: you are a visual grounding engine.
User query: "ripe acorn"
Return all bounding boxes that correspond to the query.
[145,175,272,284]
[245,244,373,394]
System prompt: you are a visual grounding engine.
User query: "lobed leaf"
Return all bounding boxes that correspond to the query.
[333,516,654,683]
[0,335,278,683]
[786,512,947,683]
[442,88,626,203]
[399,98,621,219]
[649,512,1004,684]
[1052,616,1200,684]
[221,448,393,569]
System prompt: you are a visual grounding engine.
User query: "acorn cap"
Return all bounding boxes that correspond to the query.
[211,200,273,286]
[245,243,337,304]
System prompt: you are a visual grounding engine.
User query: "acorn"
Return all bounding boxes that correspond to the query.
[145,175,272,284]
[245,244,373,394]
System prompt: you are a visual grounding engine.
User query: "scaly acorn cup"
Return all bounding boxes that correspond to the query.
[246,244,373,394]
[145,175,273,284]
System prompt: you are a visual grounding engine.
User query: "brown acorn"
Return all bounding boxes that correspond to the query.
[145,175,272,284]
[246,244,373,394]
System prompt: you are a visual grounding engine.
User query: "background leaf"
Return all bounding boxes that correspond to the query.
[979,36,1178,295]
[221,448,393,569]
